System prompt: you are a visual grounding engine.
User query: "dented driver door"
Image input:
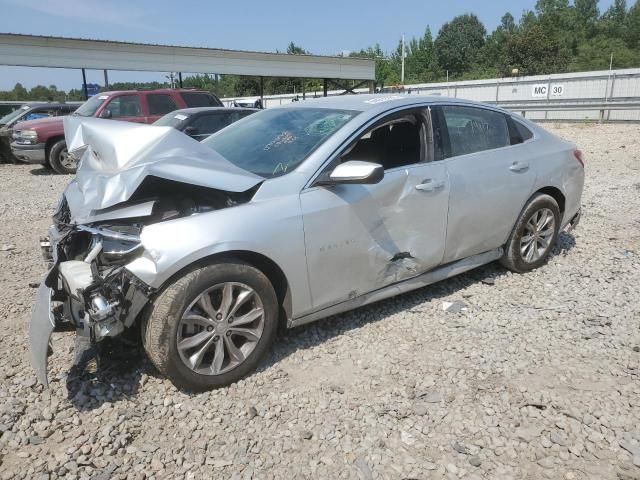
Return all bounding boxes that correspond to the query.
[300,108,449,312]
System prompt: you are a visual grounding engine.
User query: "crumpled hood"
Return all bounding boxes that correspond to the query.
[63,116,262,218]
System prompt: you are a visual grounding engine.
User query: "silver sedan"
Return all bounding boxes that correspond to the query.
[30,95,584,391]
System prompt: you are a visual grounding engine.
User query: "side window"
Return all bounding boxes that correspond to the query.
[181,92,223,107]
[507,116,534,145]
[441,106,509,157]
[147,94,178,115]
[232,110,256,123]
[341,113,424,170]
[190,114,230,135]
[25,108,54,121]
[105,95,142,118]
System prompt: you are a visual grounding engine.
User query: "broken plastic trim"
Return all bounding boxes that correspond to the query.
[77,224,141,243]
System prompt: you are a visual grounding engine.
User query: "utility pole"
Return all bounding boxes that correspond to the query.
[166,72,175,88]
[604,52,614,103]
[401,34,405,85]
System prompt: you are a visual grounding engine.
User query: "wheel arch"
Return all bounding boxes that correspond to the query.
[44,135,65,162]
[535,186,566,216]
[160,250,293,327]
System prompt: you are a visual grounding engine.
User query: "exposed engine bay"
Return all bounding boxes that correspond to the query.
[35,176,258,385]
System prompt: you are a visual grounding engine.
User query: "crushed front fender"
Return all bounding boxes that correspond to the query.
[29,282,55,387]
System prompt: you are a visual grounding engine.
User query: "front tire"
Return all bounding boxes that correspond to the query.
[501,193,561,273]
[48,139,76,174]
[142,261,278,391]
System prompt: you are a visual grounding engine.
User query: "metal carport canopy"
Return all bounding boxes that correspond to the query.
[0,33,375,80]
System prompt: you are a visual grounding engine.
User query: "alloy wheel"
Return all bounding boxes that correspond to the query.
[177,282,265,375]
[58,148,76,170]
[520,207,556,263]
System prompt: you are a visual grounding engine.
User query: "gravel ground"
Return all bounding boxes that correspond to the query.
[0,123,639,480]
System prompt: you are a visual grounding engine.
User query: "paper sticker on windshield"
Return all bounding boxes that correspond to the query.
[98,95,109,100]
[174,114,188,120]
[364,95,405,104]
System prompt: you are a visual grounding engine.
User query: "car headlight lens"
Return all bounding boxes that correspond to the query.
[12,129,38,145]
[78,224,143,263]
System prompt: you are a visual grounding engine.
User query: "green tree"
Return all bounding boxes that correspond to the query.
[434,14,487,78]
[574,0,600,37]
[12,82,28,101]
[570,35,640,70]
[519,9,539,30]
[286,42,308,55]
[405,28,440,82]
[350,44,400,87]
[503,24,570,75]
[483,13,518,76]
[626,0,640,48]
[601,0,628,37]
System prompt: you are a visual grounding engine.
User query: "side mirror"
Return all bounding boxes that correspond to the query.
[183,126,197,136]
[326,160,384,185]
[99,109,112,119]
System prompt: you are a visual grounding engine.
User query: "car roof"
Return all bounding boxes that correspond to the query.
[169,107,259,115]
[99,89,210,96]
[23,103,74,109]
[278,94,511,115]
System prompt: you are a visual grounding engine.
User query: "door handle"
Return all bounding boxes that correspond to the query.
[416,179,445,192]
[509,161,529,172]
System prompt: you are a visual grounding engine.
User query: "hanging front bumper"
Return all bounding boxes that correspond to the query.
[29,282,56,387]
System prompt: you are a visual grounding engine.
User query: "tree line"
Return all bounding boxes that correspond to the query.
[1,0,638,102]
[353,0,639,85]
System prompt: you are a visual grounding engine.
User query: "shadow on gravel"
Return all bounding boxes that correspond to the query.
[260,261,506,372]
[29,166,55,176]
[261,231,578,372]
[65,336,154,411]
[551,231,577,258]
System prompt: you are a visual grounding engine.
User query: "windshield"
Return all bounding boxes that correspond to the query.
[74,94,109,117]
[154,111,190,128]
[202,108,358,178]
[0,105,29,125]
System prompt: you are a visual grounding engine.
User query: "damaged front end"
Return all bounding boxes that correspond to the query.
[30,117,264,386]
[31,202,154,386]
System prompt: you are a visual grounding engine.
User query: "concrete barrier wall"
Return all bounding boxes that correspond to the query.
[222,68,640,121]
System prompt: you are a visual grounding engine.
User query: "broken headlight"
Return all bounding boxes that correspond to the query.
[78,224,143,263]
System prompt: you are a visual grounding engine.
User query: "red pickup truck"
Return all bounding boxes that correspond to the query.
[11,89,222,174]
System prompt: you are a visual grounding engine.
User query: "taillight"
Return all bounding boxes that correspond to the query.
[573,149,584,167]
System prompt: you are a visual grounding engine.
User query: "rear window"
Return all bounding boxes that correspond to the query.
[508,117,534,144]
[154,111,190,128]
[190,113,231,135]
[181,92,222,107]
[61,106,78,115]
[441,105,510,157]
[147,94,178,115]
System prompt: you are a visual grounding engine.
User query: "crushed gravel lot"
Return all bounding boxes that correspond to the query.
[0,123,639,480]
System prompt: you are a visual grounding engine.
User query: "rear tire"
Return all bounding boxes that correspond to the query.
[500,193,561,273]
[142,261,278,391]
[49,139,76,174]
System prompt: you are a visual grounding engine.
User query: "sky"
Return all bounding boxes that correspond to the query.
[0,0,616,91]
